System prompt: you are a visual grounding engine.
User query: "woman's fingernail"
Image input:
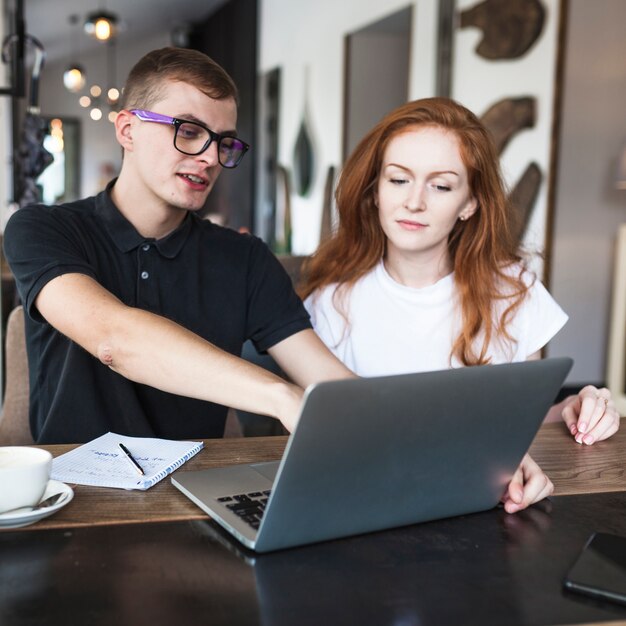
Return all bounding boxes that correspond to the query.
[575,433,584,444]
[583,434,594,445]
[570,424,578,435]
[578,422,587,433]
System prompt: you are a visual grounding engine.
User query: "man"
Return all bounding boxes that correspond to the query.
[4,47,351,444]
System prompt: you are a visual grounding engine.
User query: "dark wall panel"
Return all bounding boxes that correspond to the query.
[189,0,257,231]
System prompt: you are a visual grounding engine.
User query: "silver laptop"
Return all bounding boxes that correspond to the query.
[172,357,572,553]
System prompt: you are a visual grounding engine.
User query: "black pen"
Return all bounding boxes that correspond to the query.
[118,442,145,476]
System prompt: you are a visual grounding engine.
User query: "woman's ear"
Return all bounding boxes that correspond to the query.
[460,196,478,221]
[114,110,135,152]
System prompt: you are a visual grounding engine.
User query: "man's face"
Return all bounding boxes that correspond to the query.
[121,80,238,214]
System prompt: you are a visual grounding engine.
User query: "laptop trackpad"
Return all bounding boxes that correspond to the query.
[250,461,280,482]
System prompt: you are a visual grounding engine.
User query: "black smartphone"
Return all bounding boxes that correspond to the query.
[563,532,626,606]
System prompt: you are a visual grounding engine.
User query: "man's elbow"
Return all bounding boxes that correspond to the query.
[96,342,114,366]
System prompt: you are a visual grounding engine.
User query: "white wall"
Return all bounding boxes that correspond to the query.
[38,31,171,198]
[546,0,626,385]
[260,0,439,254]
[452,0,562,278]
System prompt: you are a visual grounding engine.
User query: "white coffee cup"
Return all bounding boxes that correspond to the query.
[0,447,53,514]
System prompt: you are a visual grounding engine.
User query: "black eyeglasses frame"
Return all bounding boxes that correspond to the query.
[129,109,250,169]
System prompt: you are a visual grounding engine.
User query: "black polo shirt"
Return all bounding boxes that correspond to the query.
[4,183,311,443]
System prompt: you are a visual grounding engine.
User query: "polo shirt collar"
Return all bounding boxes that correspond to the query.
[95,179,192,259]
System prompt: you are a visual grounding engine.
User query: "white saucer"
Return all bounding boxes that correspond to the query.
[0,480,74,529]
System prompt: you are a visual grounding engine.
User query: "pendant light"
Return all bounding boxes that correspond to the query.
[84,10,118,42]
[63,14,85,93]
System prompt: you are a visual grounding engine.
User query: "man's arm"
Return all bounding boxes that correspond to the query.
[268,329,355,389]
[36,273,304,428]
[267,329,356,431]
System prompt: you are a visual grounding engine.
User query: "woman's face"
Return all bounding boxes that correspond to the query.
[376,126,477,269]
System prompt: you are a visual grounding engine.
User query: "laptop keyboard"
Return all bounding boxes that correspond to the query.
[217,490,271,530]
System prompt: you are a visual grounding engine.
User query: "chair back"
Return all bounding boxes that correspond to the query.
[0,305,33,445]
[277,255,307,289]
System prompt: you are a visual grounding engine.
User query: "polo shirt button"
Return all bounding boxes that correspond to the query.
[141,271,149,280]
[142,244,150,251]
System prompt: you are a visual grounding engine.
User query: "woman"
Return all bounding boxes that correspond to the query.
[301,98,619,512]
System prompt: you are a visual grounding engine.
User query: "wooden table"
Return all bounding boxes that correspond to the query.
[11,420,625,532]
[529,421,626,496]
[20,435,286,530]
[1,421,626,626]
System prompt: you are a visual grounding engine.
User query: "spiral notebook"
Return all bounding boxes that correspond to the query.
[51,432,204,490]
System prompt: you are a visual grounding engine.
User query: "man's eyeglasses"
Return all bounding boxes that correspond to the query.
[129,109,249,169]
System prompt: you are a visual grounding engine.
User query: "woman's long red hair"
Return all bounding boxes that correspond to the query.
[299,98,529,366]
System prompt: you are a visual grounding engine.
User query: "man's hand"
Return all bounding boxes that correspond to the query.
[501,454,553,514]
[268,329,356,432]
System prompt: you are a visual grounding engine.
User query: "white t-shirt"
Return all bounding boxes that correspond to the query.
[304,261,568,377]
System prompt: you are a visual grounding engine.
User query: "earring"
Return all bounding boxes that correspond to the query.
[459,215,466,222]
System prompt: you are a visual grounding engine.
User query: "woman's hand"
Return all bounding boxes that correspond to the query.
[501,454,553,514]
[559,386,620,445]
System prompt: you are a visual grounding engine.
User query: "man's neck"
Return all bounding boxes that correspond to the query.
[109,173,187,240]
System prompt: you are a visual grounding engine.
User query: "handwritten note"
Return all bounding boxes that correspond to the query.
[51,432,203,490]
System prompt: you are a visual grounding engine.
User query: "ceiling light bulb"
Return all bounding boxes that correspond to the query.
[79,96,91,108]
[63,66,86,93]
[107,87,120,102]
[90,108,103,121]
[90,85,102,98]
[95,18,111,41]
[84,11,118,42]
